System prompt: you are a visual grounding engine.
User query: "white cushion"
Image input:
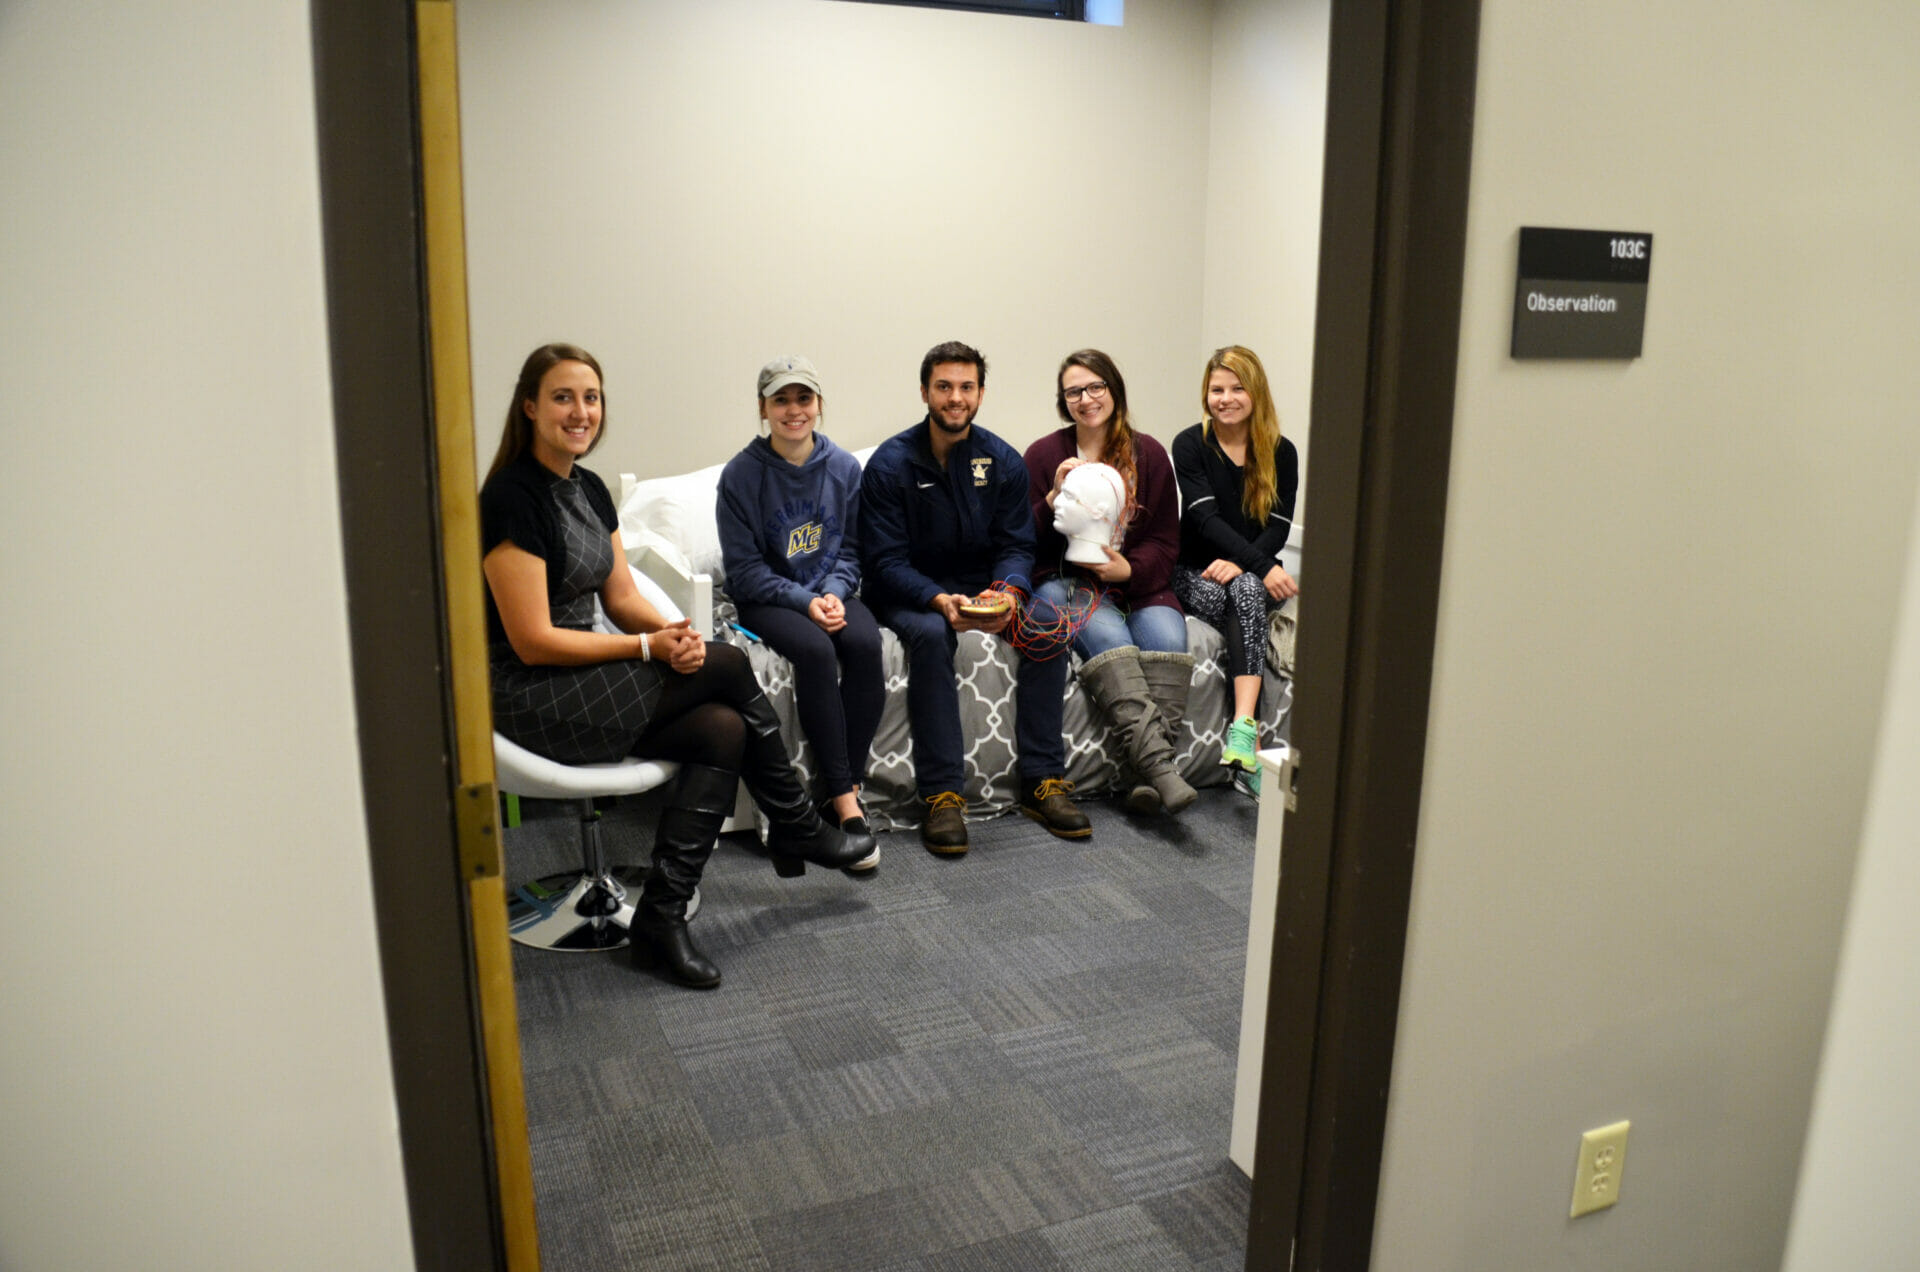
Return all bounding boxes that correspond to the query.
[620,516,694,580]
[619,462,727,582]
[1281,519,1305,580]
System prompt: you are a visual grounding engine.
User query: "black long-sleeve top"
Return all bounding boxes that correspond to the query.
[1171,422,1299,575]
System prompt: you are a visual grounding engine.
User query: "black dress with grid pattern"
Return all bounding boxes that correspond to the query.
[481,455,667,764]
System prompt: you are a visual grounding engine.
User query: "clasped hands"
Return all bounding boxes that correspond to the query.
[644,619,706,673]
[1202,558,1299,602]
[807,593,848,633]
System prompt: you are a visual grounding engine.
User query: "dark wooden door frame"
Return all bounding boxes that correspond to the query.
[307,1,1480,1267]
[1247,1,1481,1268]
[311,2,505,1268]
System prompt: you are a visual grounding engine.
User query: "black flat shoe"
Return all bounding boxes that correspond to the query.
[768,813,874,876]
[837,816,880,873]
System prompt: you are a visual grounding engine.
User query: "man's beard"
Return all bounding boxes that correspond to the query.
[931,407,976,435]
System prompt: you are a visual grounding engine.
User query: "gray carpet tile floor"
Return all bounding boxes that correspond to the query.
[507,783,1262,1272]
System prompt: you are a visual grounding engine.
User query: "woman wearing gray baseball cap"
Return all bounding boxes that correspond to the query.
[717,356,886,865]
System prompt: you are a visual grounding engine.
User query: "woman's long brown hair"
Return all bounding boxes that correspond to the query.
[1055,348,1138,511]
[485,343,606,484]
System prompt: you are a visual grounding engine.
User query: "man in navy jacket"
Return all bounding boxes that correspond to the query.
[861,341,1090,854]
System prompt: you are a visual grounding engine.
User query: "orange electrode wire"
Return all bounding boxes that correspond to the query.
[991,577,1107,662]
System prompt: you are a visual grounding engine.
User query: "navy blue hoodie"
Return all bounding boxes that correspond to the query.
[716,432,864,611]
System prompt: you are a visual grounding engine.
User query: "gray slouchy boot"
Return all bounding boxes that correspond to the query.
[1138,650,1196,755]
[1139,650,1200,809]
[1079,647,1199,816]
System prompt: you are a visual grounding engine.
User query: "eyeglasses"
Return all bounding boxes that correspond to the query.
[1062,381,1110,404]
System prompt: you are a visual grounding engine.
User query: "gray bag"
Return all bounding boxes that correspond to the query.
[1267,595,1299,678]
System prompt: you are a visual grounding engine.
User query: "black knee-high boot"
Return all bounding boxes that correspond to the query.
[735,691,877,875]
[631,763,734,989]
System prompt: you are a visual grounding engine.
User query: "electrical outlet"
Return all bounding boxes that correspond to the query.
[1569,1120,1630,1218]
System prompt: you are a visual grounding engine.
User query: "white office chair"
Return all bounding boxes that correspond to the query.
[496,564,699,951]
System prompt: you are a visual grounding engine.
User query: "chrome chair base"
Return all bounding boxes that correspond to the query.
[507,868,699,952]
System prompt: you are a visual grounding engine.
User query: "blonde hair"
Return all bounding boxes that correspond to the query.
[1201,345,1282,524]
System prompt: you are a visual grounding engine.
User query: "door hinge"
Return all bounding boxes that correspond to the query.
[1281,746,1300,814]
[456,781,502,880]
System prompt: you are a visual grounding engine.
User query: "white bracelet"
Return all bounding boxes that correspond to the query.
[640,633,651,662]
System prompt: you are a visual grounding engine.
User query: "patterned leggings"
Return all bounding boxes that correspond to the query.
[1171,564,1273,680]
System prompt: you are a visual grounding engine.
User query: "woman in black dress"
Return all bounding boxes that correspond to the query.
[481,344,870,989]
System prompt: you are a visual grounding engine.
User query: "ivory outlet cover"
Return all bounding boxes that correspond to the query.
[1570,1120,1630,1218]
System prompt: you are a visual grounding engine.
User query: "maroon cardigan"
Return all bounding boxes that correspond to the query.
[1023,425,1182,614]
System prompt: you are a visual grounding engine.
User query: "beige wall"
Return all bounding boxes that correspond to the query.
[458,0,1217,482]
[1202,0,1329,520]
[1370,3,1920,1269]
[1783,472,1920,1266]
[0,3,414,1268]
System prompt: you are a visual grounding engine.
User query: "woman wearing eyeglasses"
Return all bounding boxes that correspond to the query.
[1025,349,1197,816]
[1170,345,1299,792]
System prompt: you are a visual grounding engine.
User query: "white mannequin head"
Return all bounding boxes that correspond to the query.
[1054,462,1126,564]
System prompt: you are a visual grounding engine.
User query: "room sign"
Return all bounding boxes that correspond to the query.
[1511,227,1652,359]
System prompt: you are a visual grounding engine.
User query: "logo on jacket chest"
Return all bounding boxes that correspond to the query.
[969,456,992,487]
[785,522,824,559]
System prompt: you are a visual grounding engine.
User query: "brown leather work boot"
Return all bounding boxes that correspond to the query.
[1018,777,1092,840]
[920,790,969,856]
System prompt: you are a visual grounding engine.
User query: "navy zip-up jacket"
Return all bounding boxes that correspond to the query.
[859,418,1035,610]
[716,432,863,611]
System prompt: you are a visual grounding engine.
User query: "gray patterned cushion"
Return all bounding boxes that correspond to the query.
[715,596,1291,832]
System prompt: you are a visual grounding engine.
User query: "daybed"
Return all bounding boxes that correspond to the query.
[613,451,1300,832]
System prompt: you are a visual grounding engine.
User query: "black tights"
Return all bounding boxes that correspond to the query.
[627,642,755,771]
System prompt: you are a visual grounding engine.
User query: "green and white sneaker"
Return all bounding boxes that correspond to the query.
[1221,716,1260,774]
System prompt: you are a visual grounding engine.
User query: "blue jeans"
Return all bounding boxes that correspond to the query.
[1032,578,1187,660]
[875,601,1069,796]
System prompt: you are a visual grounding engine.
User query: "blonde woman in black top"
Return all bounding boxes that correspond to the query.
[1169,345,1299,789]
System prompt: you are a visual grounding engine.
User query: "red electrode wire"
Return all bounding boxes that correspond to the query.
[988,577,1107,662]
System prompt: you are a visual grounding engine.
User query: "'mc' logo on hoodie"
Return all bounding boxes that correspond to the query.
[785,522,824,559]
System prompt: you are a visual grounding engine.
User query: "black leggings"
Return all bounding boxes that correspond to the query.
[627,642,754,771]
[1172,564,1273,680]
[735,597,885,797]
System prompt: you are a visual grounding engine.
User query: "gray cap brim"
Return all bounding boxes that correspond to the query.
[758,355,823,398]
